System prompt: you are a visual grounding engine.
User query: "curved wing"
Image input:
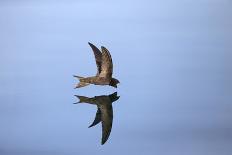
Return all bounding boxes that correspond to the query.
[88,42,102,75]
[88,108,101,128]
[99,46,113,79]
[101,104,113,145]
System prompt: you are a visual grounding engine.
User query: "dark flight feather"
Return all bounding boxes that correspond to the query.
[100,102,113,145]
[88,108,101,128]
[88,42,102,75]
[99,46,113,79]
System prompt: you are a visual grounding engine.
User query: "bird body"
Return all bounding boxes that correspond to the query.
[74,42,120,88]
[74,92,120,145]
[80,76,110,85]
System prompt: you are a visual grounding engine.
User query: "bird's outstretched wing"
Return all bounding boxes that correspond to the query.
[88,42,102,75]
[99,46,113,79]
[88,108,101,128]
[101,104,113,145]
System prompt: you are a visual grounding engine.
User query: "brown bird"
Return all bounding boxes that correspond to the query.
[74,92,120,145]
[74,42,120,88]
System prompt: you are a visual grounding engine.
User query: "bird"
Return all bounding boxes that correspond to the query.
[74,92,120,145]
[74,42,120,88]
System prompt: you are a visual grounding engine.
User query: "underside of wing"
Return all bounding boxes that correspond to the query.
[88,108,101,128]
[88,42,102,75]
[99,46,113,79]
[101,105,113,145]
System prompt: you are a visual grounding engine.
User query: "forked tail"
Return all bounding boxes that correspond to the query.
[74,95,90,103]
[73,75,90,88]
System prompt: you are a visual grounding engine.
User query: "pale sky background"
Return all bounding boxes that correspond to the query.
[0,0,231,155]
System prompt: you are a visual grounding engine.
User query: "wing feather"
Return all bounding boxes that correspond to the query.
[88,108,101,128]
[101,103,113,145]
[99,46,113,78]
[88,42,102,75]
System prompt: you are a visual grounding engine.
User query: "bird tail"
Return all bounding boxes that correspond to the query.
[73,75,90,88]
[74,95,90,103]
[73,75,84,79]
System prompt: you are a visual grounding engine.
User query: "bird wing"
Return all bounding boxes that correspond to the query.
[98,97,113,145]
[99,46,113,79]
[88,108,101,128]
[88,42,102,75]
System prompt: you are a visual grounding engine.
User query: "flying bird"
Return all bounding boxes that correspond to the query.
[74,42,120,88]
[74,92,120,145]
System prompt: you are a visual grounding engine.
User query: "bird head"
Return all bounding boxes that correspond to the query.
[110,78,120,88]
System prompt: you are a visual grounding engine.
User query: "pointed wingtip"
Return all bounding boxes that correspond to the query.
[101,138,107,145]
[101,45,110,50]
[101,46,106,50]
[101,46,111,57]
[88,124,94,128]
[101,136,109,145]
[88,42,95,47]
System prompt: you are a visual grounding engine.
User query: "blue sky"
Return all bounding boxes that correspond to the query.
[0,1,231,155]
